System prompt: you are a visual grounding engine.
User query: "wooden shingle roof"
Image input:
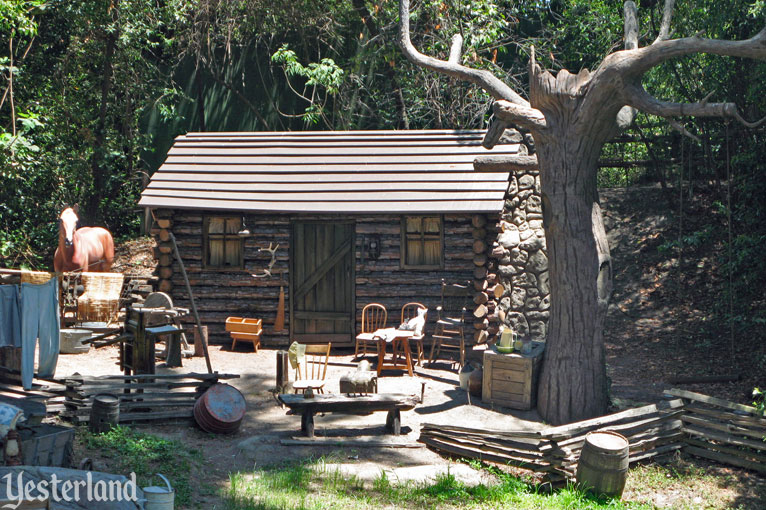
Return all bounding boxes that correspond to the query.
[138,130,515,214]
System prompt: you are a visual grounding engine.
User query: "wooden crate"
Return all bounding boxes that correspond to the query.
[225,317,263,351]
[482,342,544,410]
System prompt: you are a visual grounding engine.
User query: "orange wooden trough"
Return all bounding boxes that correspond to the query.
[225,317,263,352]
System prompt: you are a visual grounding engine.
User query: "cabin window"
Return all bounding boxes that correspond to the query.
[401,216,443,269]
[204,216,243,268]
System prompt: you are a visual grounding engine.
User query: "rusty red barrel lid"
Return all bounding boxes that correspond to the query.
[194,383,246,434]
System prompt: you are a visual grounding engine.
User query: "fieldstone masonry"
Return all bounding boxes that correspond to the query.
[489,168,550,342]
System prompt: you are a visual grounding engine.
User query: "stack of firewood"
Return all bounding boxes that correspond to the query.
[670,388,766,474]
[62,372,239,425]
[420,398,686,485]
[470,214,505,345]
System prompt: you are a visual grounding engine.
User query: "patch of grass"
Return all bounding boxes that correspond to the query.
[624,457,744,510]
[79,426,204,507]
[223,458,653,510]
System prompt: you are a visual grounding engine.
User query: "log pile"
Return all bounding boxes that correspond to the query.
[470,213,504,344]
[119,274,156,308]
[668,388,766,474]
[61,372,240,425]
[152,209,175,294]
[420,398,686,485]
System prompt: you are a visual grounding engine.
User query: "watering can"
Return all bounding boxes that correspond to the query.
[143,473,174,510]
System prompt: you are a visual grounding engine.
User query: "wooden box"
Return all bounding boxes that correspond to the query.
[225,317,263,351]
[482,342,545,410]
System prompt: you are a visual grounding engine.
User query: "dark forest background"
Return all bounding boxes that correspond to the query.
[1,0,764,338]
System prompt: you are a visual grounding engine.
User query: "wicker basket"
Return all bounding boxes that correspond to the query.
[20,270,54,284]
[77,272,124,323]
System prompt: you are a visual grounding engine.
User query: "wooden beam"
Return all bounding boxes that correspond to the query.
[474,155,538,172]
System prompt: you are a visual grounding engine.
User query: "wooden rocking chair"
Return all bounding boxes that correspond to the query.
[429,279,471,369]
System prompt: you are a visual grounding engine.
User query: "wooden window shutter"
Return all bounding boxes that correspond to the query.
[402,216,443,269]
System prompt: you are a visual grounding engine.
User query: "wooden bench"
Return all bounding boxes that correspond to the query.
[278,393,418,438]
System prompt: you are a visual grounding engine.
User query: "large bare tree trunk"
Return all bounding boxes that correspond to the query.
[501,62,621,424]
[535,138,612,424]
[398,0,766,424]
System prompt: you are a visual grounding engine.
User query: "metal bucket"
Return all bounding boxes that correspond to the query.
[89,393,119,433]
[144,473,174,510]
[59,329,92,354]
[193,383,246,434]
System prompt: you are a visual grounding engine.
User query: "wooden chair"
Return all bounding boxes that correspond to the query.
[355,303,387,359]
[401,302,428,366]
[293,343,331,394]
[429,279,471,369]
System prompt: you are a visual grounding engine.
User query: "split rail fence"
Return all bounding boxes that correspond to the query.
[420,388,766,485]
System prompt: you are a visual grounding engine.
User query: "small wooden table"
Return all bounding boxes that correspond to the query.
[373,328,415,376]
[278,393,419,437]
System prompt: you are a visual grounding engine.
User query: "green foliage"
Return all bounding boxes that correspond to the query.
[81,426,202,507]
[0,0,43,38]
[0,0,763,285]
[225,457,653,510]
[271,44,344,125]
[753,387,765,416]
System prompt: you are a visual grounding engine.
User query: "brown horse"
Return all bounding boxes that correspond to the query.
[53,205,115,273]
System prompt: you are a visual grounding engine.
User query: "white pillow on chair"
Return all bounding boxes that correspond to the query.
[408,308,427,336]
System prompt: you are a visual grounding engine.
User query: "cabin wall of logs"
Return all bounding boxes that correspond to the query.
[151,210,479,345]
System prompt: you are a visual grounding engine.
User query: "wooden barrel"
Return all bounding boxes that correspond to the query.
[89,394,120,433]
[468,366,483,397]
[576,431,629,498]
[193,383,246,434]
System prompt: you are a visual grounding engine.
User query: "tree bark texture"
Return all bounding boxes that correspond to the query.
[527,64,618,424]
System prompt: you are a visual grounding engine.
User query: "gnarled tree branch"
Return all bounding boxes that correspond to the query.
[448,34,462,64]
[653,0,676,44]
[667,118,701,143]
[474,154,539,172]
[492,100,547,132]
[624,84,765,127]
[398,0,529,106]
[626,28,766,78]
[615,2,639,132]
[624,1,638,51]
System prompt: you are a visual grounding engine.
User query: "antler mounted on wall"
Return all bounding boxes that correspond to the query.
[251,242,280,279]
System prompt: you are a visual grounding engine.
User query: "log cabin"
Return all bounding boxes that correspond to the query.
[138,130,525,347]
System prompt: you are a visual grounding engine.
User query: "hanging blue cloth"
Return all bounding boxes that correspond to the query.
[0,285,22,348]
[20,278,60,390]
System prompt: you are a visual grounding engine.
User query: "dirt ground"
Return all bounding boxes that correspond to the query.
[56,344,540,505]
[601,186,764,408]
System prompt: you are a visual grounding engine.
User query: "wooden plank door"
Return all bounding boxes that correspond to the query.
[290,221,355,346]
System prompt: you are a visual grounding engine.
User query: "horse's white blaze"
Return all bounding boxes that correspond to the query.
[60,208,78,244]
